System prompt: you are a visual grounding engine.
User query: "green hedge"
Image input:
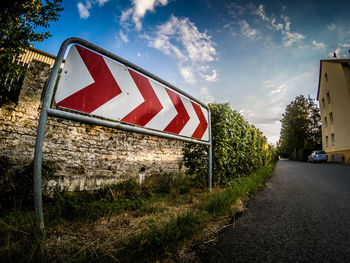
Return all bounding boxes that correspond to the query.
[183,103,276,186]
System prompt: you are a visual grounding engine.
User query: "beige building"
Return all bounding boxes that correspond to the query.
[317,59,350,163]
[17,46,56,67]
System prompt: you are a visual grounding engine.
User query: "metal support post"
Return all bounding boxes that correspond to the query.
[208,109,212,191]
[33,38,71,233]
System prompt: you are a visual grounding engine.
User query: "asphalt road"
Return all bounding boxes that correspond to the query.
[197,160,350,262]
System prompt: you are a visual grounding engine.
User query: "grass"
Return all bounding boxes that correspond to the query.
[112,163,275,262]
[0,163,275,262]
[116,211,206,262]
[203,164,274,216]
[43,173,198,224]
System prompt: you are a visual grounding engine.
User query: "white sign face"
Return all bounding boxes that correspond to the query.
[55,45,209,141]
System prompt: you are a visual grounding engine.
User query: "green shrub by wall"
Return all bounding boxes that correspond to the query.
[183,103,276,186]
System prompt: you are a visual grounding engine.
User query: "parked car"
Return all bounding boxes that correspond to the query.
[308,150,328,163]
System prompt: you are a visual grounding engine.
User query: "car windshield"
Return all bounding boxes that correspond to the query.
[316,150,326,154]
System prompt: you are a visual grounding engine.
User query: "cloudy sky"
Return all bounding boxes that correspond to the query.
[35,0,350,144]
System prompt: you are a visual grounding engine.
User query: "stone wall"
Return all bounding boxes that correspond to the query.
[0,61,184,193]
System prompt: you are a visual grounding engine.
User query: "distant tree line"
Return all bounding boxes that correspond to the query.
[277,95,321,159]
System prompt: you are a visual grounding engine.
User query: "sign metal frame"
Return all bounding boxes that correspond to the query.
[33,37,212,233]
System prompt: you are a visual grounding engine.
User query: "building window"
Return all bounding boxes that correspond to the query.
[325,73,328,81]
[327,92,331,104]
[322,98,325,108]
[326,136,329,147]
[331,133,335,145]
[329,112,333,124]
[324,116,327,127]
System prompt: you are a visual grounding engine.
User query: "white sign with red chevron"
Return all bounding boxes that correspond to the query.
[54,45,209,141]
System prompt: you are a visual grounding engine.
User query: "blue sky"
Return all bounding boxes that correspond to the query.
[35,0,350,144]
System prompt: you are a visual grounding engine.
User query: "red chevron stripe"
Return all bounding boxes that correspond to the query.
[191,102,208,139]
[57,46,122,113]
[164,89,190,134]
[121,69,163,126]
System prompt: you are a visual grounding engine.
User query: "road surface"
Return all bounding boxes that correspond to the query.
[197,160,350,262]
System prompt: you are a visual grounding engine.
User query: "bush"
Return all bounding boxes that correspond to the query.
[183,103,276,187]
[143,173,197,195]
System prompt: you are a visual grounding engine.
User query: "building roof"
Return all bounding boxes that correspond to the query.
[317,59,350,100]
[28,46,56,59]
[17,46,56,67]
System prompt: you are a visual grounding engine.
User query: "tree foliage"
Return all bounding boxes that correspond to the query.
[0,0,63,105]
[277,95,321,158]
[183,103,276,187]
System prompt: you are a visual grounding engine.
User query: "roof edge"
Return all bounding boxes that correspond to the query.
[29,46,56,59]
[320,59,350,63]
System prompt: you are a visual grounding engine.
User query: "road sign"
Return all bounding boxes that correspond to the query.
[55,45,209,141]
[33,38,212,234]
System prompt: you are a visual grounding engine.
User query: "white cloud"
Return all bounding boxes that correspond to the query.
[282,31,305,47]
[121,0,169,30]
[239,20,258,39]
[270,86,283,95]
[96,0,109,5]
[328,49,337,58]
[119,30,129,43]
[201,70,217,82]
[254,5,287,32]
[77,0,109,19]
[148,16,218,84]
[328,48,346,58]
[180,67,196,84]
[120,8,133,25]
[271,18,283,31]
[250,5,306,47]
[312,40,325,48]
[255,4,270,22]
[328,23,336,31]
[278,15,305,47]
[77,1,91,19]
[199,87,214,104]
[227,3,247,17]
[237,70,316,144]
[281,15,291,31]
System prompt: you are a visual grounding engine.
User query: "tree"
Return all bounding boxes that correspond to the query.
[278,95,321,158]
[0,0,63,105]
[308,100,322,148]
